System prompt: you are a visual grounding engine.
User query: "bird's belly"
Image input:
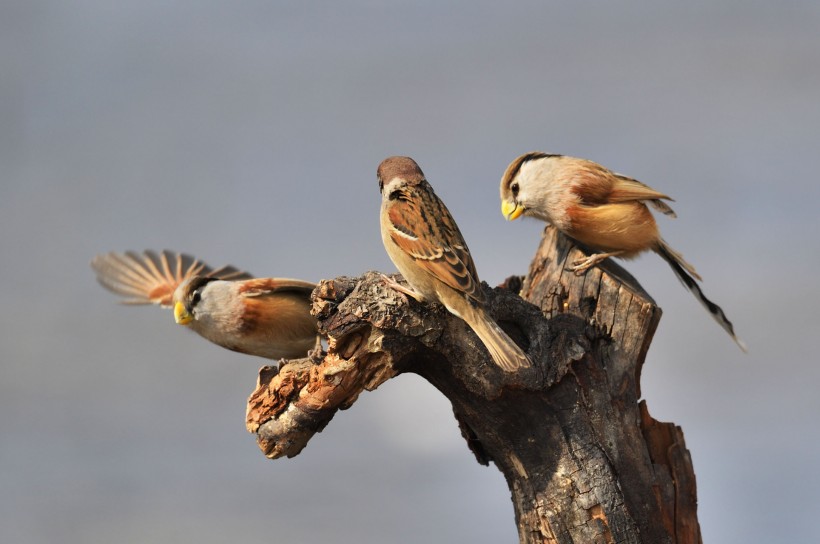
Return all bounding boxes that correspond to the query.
[383,236,437,301]
[567,203,659,256]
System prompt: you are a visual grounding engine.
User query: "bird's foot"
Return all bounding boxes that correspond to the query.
[380,273,423,302]
[308,335,325,363]
[568,256,599,275]
[568,251,621,276]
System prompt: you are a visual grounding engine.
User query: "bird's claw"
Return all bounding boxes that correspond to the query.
[568,257,596,276]
[380,273,423,302]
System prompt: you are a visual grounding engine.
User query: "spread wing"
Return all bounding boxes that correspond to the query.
[91,250,253,307]
[386,185,483,303]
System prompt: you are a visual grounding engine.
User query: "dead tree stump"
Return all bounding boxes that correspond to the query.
[246,225,702,544]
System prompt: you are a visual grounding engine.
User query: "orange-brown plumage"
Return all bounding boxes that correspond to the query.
[91,250,319,360]
[564,201,660,257]
[500,152,744,351]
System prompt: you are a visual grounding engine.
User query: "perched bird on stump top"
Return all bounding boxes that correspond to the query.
[378,156,532,371]
[500,152,746,352]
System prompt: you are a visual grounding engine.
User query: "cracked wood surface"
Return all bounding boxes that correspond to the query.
[246,225,702,544]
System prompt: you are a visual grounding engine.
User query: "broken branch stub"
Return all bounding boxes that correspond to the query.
[245,271,561,459]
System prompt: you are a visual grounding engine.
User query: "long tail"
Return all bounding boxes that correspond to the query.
[656,240,747,352]
[468,308,532,371]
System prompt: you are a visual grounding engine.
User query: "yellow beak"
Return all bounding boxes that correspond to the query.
[174,301,193,325]
[501,199,524,221]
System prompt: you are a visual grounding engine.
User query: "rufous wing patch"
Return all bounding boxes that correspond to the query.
[386,186,483,303]
[237,278,316,297]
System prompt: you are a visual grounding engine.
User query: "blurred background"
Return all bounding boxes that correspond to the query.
[2,1,817,542]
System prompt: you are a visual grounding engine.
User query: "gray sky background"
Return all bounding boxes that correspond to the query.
[2,1,818,542]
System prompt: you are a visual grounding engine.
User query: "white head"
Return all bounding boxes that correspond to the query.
[500,152,568,225]
[172,276,219,326]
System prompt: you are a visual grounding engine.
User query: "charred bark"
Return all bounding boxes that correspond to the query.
[246,226,702,544]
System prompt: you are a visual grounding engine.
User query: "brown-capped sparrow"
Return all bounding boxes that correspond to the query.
[500,152,746,351]
[378,156,531,371]
[91,250,319,359]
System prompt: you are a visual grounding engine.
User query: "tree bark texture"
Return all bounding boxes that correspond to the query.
[246,225,702,544]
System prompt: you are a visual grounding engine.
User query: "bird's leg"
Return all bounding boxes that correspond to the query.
[308,334,325,363]
[568,251,624,275]
[380,273,424,302]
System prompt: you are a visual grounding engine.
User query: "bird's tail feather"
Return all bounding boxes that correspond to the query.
[470,310,532,371]
[656,239,747,352]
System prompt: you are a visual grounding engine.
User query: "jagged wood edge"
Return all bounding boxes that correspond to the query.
[245,225,702,544]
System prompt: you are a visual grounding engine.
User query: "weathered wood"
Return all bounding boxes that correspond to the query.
[246,225,702,543]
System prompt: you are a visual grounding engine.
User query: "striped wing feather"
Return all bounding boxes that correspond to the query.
[237,278,316,298]
[386,185,483,303]
[91,250,253,307]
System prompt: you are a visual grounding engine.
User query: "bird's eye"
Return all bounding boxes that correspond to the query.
[511,182,519,197]
[191,291,201,305]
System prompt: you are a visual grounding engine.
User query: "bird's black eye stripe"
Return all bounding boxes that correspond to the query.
[511,182,519,196]
[185,276,217,307]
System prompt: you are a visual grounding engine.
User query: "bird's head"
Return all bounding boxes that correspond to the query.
[377,156,426,195]
[173,276,217,326]
[500,152,563,222]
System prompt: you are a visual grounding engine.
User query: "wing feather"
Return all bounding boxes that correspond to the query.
[570,162,677,218]
[237,278,316,298]
[386,186,483,302]
[611,174,677,217]
[91,250,253,307]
